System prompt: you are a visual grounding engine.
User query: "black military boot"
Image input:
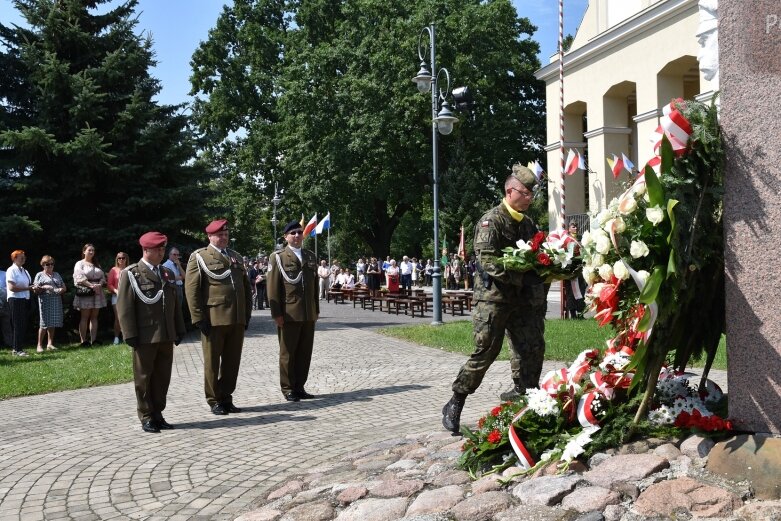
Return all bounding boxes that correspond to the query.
[441,392,467,434]
[499,379,525,401]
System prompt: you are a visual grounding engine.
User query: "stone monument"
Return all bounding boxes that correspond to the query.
[721,0,781,435]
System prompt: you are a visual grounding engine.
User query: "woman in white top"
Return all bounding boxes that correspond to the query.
[73,243,107,346]
[6,250,36,356]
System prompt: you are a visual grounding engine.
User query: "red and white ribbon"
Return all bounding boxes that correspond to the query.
[541,368,569,396]
[577,391,600,428]
[509,425,536,470]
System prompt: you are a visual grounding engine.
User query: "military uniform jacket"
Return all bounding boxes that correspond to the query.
[267,247,319,322]
[117,263,186,344]
[185,246,253,327]
[472,202,540,304]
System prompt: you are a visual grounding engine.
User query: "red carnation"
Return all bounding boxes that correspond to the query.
[477,417,486,428]
[536,252,552,266]
[490,406,502,417]
[487,429,502,444]
[531,232,545,251]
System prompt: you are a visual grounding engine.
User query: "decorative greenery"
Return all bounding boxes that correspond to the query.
[458,98,729,476]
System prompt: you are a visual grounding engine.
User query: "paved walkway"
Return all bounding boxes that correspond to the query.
[0,290,726,520]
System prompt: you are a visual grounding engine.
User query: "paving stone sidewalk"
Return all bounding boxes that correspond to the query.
[0,294,726,520]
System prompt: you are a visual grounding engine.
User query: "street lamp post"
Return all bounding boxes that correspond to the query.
[271,182,281,251]
[413,23,459,326]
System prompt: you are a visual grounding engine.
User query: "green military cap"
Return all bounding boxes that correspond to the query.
[511,164,537,190]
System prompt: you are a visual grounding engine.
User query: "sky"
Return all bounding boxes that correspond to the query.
[0,0,589,107]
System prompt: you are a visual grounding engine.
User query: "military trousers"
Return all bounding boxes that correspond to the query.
[452,295,546,395]
[133,341,174,422]
[278,321,315,394]
[202,323,245,407]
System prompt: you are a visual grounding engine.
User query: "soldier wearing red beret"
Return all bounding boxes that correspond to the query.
[117,231,186,433]
[185,219,253,415]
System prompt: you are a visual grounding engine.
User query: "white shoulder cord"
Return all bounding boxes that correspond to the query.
[274,253,303,284]
[195,252,233,280]
[125,268,164,305]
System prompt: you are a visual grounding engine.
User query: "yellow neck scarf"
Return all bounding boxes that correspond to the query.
[503,198,525,222]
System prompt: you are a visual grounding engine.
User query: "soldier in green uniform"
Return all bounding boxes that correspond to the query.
[442,165,547,433]
[185,219,253,415]
[117,232,186,433]
[267,221,319,402]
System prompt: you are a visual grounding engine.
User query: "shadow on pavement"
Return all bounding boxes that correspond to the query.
[173,384,431,430]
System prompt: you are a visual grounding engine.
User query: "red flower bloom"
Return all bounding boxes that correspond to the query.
[531,232,545,251]
[490,406,502,417]
[477,417,486,428]
[536,252,552,266]
[487,429,502,444]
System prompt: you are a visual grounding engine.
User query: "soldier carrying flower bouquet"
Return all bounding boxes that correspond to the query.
[442,165,549,434]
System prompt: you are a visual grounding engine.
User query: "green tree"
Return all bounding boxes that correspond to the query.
[0,0,210,263]
[190,0,544,260]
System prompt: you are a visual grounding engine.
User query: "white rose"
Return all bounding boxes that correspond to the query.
[618,195,638,215]
[591,282,605,295]
[595,235,611,255]
[613,260,630,281]
[597,209,612,225]
[606,217,626,233]
[598,263,613,281]
[646,205,664,226]
[584,270,599,285]
[580,230,593,247]
[637,270,650,286]
[630,240,650,258]
[591,253,605,267]
[632,180,646,196]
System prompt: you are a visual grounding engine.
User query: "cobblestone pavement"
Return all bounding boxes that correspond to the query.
[0,289,726,520]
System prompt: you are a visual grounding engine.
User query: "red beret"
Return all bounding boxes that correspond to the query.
[205,219,229,234]
[139,231,168,248]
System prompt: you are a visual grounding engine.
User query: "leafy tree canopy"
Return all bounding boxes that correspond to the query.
[191,0,546,262]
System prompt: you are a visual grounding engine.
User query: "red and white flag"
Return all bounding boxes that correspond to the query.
[564,149,584,175]
[302,213,317,237]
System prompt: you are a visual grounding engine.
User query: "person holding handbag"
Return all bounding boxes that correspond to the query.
[34,255,66,352]
[73,243,107,346]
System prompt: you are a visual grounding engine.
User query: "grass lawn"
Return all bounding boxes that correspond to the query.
[0,342,133,400]
[378,319,728,370]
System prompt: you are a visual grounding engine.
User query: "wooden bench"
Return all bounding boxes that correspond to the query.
[403,299,425,318]
[327,290,345,304]
[353,294,370,309]
[442,296,465,316]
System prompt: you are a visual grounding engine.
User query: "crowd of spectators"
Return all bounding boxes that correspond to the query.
[2,246,478,354]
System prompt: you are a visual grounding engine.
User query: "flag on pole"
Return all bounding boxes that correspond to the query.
[299,213,305,228]
[303,213,317,237]
[606,154,624,179]
[457,225,466,258]
[528,160,545,181]
[621,153,635,173]
[564,149,584,175]
[314,211,330,235]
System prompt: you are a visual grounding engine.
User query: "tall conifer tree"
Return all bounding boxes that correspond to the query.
[0,0,210,261]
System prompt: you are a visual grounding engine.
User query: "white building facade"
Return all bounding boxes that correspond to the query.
[535,0,717,230]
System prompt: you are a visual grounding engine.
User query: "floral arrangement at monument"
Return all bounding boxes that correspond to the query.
[460,98,728,475]
[501,230,582,281]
